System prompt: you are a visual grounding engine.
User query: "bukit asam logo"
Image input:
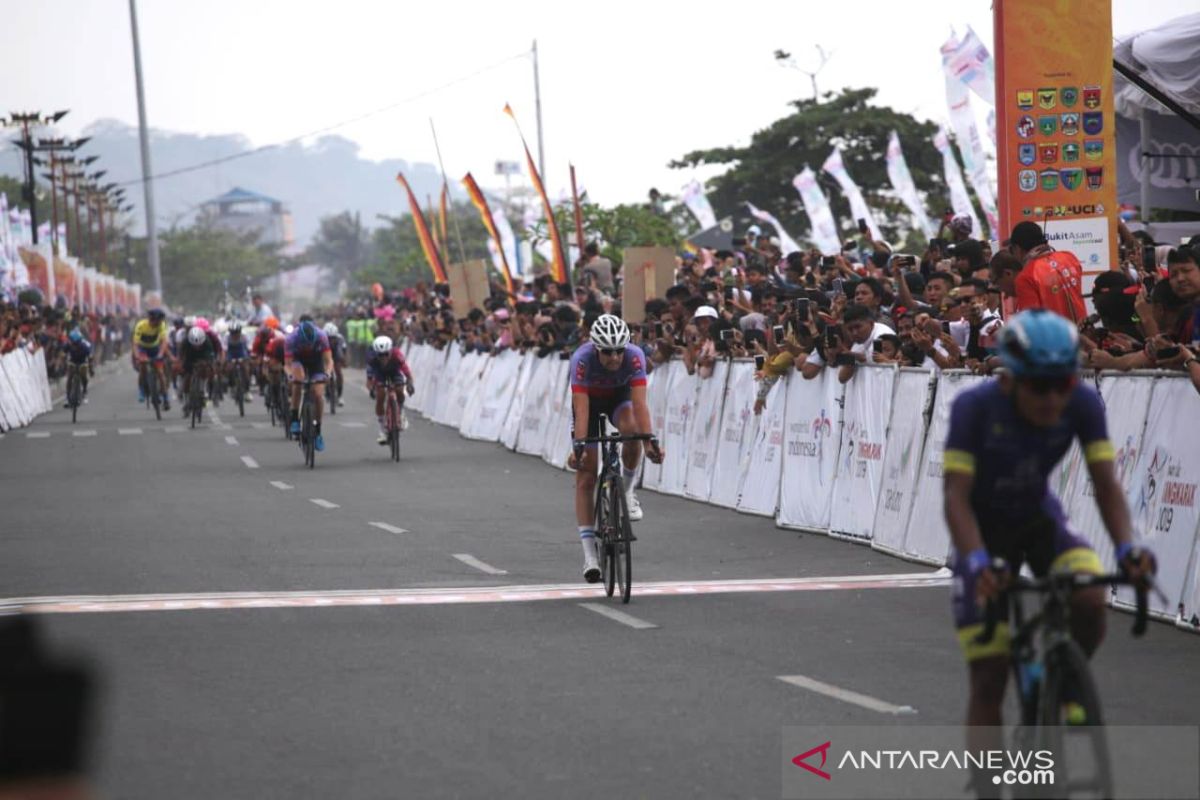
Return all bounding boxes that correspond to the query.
[792,741,1055,787]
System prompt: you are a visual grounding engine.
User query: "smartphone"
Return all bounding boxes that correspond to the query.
[772,325,786,341]
[941,321,952,334]
[720,329,734,343]
[1142,245,1157,272]
[823,329,838,349]
[834,352,857,367]
[796,299,810,322]
[832,278,844,295]
[726,285,735,301]
[857,218,869,235]
[754,354,766,371]
[821,256,835,269]
[1156,346,1182,359]
[872,339,884,354]
[654,322,664,338]
[893,255,917,269]
[1143,274,1157,292]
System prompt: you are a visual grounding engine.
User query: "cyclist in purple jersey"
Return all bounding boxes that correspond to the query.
[943,310,1156,784]
[567,315,663,582]
[285,316,333,451]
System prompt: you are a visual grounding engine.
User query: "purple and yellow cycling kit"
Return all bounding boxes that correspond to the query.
[945,379,1114,660]
[568,341,647,440]
[284,329,331,380]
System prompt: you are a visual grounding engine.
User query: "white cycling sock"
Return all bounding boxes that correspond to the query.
[622,466,638,487]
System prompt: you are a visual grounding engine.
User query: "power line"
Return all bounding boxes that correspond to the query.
[114,50,530,189]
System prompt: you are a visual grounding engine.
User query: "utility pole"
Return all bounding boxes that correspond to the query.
[3,111,69,243]
[129,0,163,298]
[532,40,546,184]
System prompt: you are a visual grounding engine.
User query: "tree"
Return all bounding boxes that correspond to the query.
[363,201,495,290]
[305,211,372,292]
[538,201,683,269]
[670,87,949,246]
[146,226,282,311]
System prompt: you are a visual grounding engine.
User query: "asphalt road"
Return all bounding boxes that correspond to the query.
[2,363,1198,799]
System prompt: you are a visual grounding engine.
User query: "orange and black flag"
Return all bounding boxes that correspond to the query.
[395,173,447,284]
[462,172,515,295]
[504,103,569,286]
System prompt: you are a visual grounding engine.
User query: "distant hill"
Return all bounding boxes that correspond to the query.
[2,118,451,247]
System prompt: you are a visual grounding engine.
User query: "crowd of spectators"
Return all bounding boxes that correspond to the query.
[0,288,134,379]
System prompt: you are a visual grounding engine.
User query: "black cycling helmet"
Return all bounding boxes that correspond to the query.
[148,308,166,320]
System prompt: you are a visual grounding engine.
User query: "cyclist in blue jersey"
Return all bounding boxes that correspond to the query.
[61,328,94,405]
[285,316,333,451]
[224,321,252,401]
[568,314,663,582]
[943,310,1156,761]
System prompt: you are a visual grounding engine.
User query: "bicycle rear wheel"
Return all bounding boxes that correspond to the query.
[67,370,80,423]
[236,369,246,417]
[609,476,633,603]
[1037,640,1112,798]
[302,396,315,468]
[388,395,401,462]
[147,367,162,421]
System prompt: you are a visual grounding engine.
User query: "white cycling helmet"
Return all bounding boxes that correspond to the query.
[284,324,295,335]
[590,314,630,350]
[214,319,229,336]
[187,326,206,346]
[184,315,196,327]
[372,335,394,354]
[323,322,340,337]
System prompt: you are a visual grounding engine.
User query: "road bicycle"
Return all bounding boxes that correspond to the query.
[579,417,653,604]
[295,378,321,468]
[976,560,1157,798]
[379,377,407,462]
[227,358,249,417]
[186,361,213,429]
[138,357,164,421]
[65,362,87,423]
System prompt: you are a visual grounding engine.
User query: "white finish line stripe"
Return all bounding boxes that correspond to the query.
[26,431,50,439]
[118,428,143,435]
[270,481,293,491]
[777,674,917,715]
[240,456,259,469]
[225,436,239,445]
[72,430,97,437]
[453,554,508,575]
[164,425,184,433]
[369,522,408,534]
[579,603,656,629]
[0,570,948,616]
[310,498,339,509]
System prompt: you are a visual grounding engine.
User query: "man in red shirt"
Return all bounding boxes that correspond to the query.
[1004,221,1086,323]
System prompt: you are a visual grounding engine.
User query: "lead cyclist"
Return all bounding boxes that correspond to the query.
[567,314,664,583]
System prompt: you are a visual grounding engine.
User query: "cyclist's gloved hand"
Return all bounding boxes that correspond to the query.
[572,439,587,463]
[1116,542,1157,584]
[963,547,1005,604]
[645,436,664,464]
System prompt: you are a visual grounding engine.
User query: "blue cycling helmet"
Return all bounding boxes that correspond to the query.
[298,320,319,343]
[997,310,1079,378]
[68,328,83,343]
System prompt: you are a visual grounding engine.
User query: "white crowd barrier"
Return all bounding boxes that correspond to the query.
[0,348,53,432]
[402,341,1200,633]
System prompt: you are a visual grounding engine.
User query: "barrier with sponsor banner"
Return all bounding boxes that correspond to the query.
[402,341,1200,633]
[0,348,54,432]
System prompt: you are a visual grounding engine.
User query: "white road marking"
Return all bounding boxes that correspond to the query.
[251,422,269,429]
[240,456,260,469]
[269,481,293,491]
[338,421,366,428]
[452,554,508,575]
[72,430,98,437]
[225,436,239,445]
[368,522,408,534]
[776,674,917,715]
[213,423,233,430]
[309,498,339,509]
[578,603,657,630]
[26,431,50,439]
[1,571,948,616]
[118,428,143,435]
[164,425,184,433]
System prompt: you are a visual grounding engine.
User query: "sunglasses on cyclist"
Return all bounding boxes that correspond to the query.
[598,347,626,357]
[1022,375,1077,395]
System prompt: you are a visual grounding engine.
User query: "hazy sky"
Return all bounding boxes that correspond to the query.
[3,0,1194,208]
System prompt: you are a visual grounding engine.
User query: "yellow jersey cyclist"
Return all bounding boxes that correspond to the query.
[567,314,664,582]
[131,308,171,410]
[943,310,1156,775]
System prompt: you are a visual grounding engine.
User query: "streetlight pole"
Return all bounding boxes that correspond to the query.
[128,0,163,298]
[3,111,68,242]
[532,40,546,183]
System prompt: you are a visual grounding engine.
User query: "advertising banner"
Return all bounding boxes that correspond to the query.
[641,361,678,492]
[500,352,537,450]
[542,362,573,470]
[994,0,1118,281]
[736,374,787,517]
[53,257,76,308]
[516,354,557,457]
[18,244,54,301]
[431,346,463,424]
[872,370,937,557]
[777,369,844,531]
[681,180,718,231]
[792,168,842,256]
[659,366,701,496]
[829,365,898,541]
[709,362,758,509]
[683,361,730,502]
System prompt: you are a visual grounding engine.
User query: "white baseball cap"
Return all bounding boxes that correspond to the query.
[693,305,719,320]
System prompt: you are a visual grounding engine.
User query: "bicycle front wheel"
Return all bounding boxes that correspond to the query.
[609,476,633,603]
[148,368,162,421]
[302,398,315,468]
[1037,639,1112,798]
[594,475,614,597]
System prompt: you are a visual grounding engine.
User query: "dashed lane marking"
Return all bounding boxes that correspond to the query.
[338,421,366,428]
[269,481,293,491]
[26,431,50,439]
[0,570,950,616]
[240,455,260,469]
[309,498,339,509]
[71,430,97,437]
[368,522,409,534]
[777,674,917,715]
[579,603,657,630]
[452,554,508,576]
[118,428,143,435]
[225,436,239,445]
[251,422,270,430]
[164,425,185,433]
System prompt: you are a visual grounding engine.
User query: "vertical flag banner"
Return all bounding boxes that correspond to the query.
[504,103,568,285]
[821,146,883,241]
[395,173,448,284]
[792,168,842,256]
[886,131,934,237]
[995,0,1118,281]
[743,202,802,256]
[438,182,450,258]
[941,26,996,106]
[131,282,142,313]
[944,71,1000,238]
[933,127,982,236]
[491,203,520,280]
[681,180,718,230]
[53,256,75,307]
[462,172,516,295]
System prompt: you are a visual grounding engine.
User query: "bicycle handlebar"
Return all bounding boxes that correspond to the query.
[576,433,655,444]
[974,558,1154,644]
